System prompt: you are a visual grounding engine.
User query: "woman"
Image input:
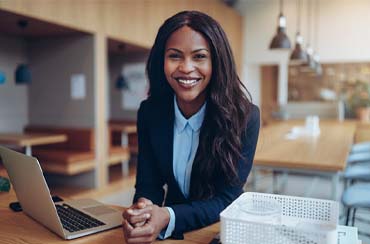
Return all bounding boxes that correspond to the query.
[122,10,260,243]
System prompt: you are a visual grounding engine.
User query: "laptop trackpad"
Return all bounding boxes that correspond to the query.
[66,198,119,216]
[83,205,117,216]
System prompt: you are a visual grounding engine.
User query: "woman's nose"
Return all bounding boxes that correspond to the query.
[178,59,195,73]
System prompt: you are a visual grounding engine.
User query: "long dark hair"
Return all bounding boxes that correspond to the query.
[146,11,252,200]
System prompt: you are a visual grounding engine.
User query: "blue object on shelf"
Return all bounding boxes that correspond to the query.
[15,64,31,84]
[0,71,5,85]
[115,74,129,90]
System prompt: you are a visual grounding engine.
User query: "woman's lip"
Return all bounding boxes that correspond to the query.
[174,77,201,81]
[175,77,201,88]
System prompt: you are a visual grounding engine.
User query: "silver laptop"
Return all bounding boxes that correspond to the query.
[0,146,122,240]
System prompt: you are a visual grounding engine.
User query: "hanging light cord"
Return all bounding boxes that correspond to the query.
[297,0,301,33]
[307,0,312,45]
[280,0,283,14]
[314,0,320,50]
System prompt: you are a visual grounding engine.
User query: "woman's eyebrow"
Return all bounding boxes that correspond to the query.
[191,48,209,53]
[166,48,182,53]
[165,48,209,53]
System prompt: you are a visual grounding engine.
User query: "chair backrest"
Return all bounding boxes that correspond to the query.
[351,141,370,154]
[347,152,370,164]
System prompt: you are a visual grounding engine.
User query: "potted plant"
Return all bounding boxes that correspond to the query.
[348,80,370,122]
[0,176,10,192]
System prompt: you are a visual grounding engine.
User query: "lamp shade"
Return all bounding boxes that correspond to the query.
[269,14,291,49]
[290,32,307,64]
[313,53,322,75]
[15,64,31,84]
[115,74,129,90]
[0,71,5,85]
[299,45,316,73]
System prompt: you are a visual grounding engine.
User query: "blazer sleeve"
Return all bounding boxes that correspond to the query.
[133,100,165,206]
[169,105,260,239]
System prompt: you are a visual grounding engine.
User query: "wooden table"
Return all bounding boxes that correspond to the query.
[0,189,362,244]
[253,120,357,200]
[0,189,218,244]
[0,133,67,156]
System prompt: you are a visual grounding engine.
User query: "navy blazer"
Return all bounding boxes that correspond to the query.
[133,95,260,239]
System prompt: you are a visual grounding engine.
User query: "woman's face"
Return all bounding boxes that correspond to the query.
[164,26,212,116]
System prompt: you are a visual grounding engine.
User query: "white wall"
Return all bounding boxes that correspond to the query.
[236,0,370,106]
[0,35,28,132]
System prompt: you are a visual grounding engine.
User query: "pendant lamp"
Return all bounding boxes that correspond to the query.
[15,64,32,84]
[269,0,291,49]
[301,0,316,72]
[313,53,322,75]
[115,44,129,90]
[290,0,307,64]
[300,45,315,72]
[290,32,307,64]
[0,71,5,85]
[15,20,32,85]
[115,74,129,90]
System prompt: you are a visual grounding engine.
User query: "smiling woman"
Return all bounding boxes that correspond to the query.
[121,10,260,244]
[164,26,212,118]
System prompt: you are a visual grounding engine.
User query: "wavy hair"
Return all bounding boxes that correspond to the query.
[146,11,252,200]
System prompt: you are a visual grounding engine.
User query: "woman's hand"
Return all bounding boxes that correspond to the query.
[122,197,153,227]
[122,204,170,244]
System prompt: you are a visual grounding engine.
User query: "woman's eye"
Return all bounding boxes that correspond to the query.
[194,54,207,59]
[168,53,181,59]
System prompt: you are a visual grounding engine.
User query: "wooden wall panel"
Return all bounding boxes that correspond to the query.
[0,0,101,33]
[0,0,242,67]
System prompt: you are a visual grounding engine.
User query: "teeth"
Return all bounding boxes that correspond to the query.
[178,79,198,84]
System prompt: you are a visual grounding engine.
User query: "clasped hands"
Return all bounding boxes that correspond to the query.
[122,198,170,244]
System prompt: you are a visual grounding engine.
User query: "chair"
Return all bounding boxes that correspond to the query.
[342,151,370,194]
[350,141,370,154]
[342,183,370,237]
[346,151,370,165]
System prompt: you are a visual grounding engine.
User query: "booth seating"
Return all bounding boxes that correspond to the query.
[24,126,130,176]
[24,126,95,175]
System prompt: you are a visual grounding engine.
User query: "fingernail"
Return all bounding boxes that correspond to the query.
[145,213,151,219]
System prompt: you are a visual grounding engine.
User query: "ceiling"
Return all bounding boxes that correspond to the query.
[0,9,87,38]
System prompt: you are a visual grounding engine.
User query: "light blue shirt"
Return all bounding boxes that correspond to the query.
[159,96,206,239]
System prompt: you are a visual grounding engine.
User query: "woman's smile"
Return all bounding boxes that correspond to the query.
[174,76,202,88]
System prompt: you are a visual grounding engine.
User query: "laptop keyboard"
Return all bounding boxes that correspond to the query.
[56,204,106,233]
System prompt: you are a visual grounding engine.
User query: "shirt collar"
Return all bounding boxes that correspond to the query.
[174,96,206,133]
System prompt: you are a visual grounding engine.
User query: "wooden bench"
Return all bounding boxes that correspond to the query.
[24,126,130,176]
[24,126,96,175]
